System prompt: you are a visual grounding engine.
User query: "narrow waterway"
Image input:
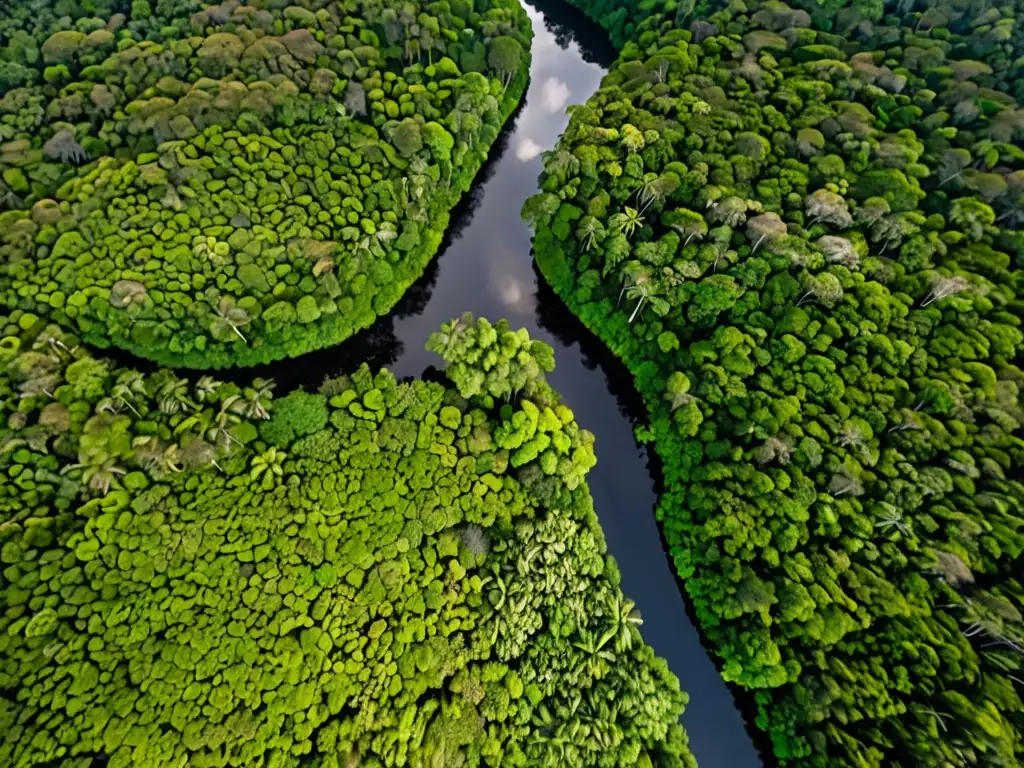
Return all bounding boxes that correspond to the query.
[237,2,767,765]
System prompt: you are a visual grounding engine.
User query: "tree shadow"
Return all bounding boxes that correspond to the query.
[522,0,617,69]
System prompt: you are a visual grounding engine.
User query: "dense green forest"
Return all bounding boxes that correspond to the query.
[0,0,531,367]
[5,0,1024,766]
[526,0,1024,765]
[554,0,1024,97]
[0,309,694,767]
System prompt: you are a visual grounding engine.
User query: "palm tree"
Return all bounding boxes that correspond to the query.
[111,371,147,417]
[132,436,166,474]
[599,594,643,652]
[666,208,707,246]
[664,371,695,411]
[427,314,472,358]
[2,423,56,454]
[874,503,912,536]
[233,378,274,420]
[96,396,125,416]
[44,335,77,359]
[210,297,250,344]
[626,283,650,323]
[354,234,375,261]
[19,373,61,400]
[250,448,287,489]
[915,704,951,733]
[625,278,669,324]
[635,173,678,214]
[62,455,126,495]
[921,275,971,307]
[373,223,398,252]
[542,149,580,180]
[956,597,1024,656]
[575,216,605,252]
[609,206,645,238]
[181,437,221,472]
[172,409,210,441]
[617,261,649,307]
[404,29,421,63]
[161,443,183,474]
[420,19,440,67]
[195,375,221,403]
[207,406,243,452]
[155,373,195,415]
[572,629,616,679]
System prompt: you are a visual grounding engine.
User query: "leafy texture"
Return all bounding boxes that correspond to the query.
[527,1,1024,766]
[0,310,694,768]
[0,0,532,367]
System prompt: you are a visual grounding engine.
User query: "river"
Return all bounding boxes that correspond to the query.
[229,2,767,765]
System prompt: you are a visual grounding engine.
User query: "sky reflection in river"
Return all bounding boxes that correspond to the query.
[515,137,544,160]
[218,3,768,765]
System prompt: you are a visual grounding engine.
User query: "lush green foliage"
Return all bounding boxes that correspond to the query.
[428,313,557,401]
[0,309,694,767]
[0,0,531,367]
[553,0,1024,99]
[715,0,1024,104]
[526,1,1024,765]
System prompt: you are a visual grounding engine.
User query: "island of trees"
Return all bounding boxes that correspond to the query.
[526,0,1024,765]
[0,309,694,767]
[0,0,531,367]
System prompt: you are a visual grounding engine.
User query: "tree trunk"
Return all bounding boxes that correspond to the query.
[629,295,646,323]
[617,282,629,306]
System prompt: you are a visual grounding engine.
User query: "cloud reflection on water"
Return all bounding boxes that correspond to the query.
[539,76,571,112]
[515,137,544,161]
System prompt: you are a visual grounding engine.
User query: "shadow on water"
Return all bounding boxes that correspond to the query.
[532,270,776,763]
[101,1,772,765]
[255,2,768,763]
[182,95,530,389]
[526,0,618,68]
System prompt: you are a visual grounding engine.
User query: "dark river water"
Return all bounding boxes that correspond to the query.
[217,2,768,765]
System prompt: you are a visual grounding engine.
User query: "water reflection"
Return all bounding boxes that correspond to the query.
[140,2,770,765]
[538,76,572,112]
[526,0,618,68]
[515,137,544,161]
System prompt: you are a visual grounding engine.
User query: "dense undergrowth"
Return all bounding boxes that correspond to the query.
[0,0,531,367]
[526,0,1024,765]
[0,309,694,767]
